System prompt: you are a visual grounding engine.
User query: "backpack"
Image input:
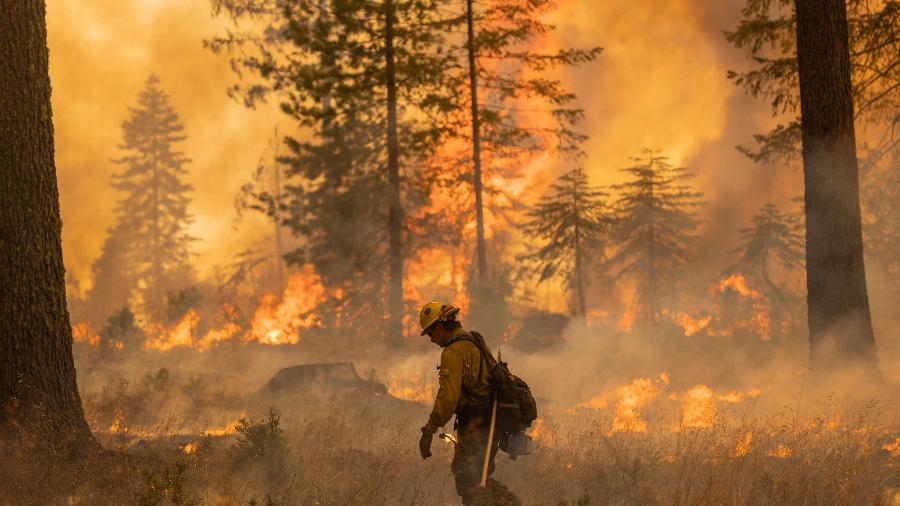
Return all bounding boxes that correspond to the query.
[453,331,538,434]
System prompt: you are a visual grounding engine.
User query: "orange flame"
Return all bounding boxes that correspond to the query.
[884,437,900,458]
[144,309,199,351]
[245,265,325,345]
[608,374,666,435]
[768,444,792,458]
[664,310,712,337]
[678,384,715,428]
[72,322,100,347]
[387,380,435,404]
[140,265,328,351]
[730,431,753,458]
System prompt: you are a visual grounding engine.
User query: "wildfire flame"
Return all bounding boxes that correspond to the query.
[144,309,199,351]
[140,265,327,352]
[884,437,900,458]
[72,322,100,347]
[730,431,753,458]
[608,374,667,435]
[768,444,792,458]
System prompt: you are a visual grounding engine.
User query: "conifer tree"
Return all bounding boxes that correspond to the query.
[725,0,900,164]
[458,0,602,284]
[110,76,196,319]
[607,150,704,323]
[728,202,804,338]
[729,203,804,293]
[1,0,93,450]
[83,222,134,326]
[412,0,599,335]
[209,0,459,342]
[520,168,610,316]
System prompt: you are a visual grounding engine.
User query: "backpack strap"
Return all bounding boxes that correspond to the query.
[447,330,497,368]
[446,331,498,396]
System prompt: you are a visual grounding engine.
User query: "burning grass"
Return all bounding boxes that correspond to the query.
[2,348,898,504]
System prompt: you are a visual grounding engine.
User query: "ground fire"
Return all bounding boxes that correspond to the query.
[2,0,899,504]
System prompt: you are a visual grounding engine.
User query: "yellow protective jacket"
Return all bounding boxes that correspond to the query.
[423,328,493,434]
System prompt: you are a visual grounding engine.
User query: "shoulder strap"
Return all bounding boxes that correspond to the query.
[447,331,497,368]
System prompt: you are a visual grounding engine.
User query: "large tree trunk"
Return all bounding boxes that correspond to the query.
[467,0,488,284]
[0,0,94,449]
[794,0,879,370]
[384,0,404,344]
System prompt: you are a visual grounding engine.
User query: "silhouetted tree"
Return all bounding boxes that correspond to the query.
[520,168,610,316]
[111,76,196,320]
[725,0,900,164]
[607,150,704,324]
[235,131,288,291]
[459,0,602,284]
[728,202,805,338]
[209,0,459,343]
[0,0,93,449]
[83,222,134,326]
[794,0,878,369]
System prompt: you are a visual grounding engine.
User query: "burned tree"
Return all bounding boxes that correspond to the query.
[520,168,610,316]
[0,0,93,448]
[794,0,878,369]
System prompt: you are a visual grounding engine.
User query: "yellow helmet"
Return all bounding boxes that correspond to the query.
[419,301,460,336]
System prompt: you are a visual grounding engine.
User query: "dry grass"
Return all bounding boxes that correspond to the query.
[2,351,899,505]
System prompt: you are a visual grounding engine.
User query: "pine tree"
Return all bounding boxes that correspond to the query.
[0,0,93,450]
[83,222,134,326]
[724,0,900,164]
[209,0,460,342]
[730,203,804,293]
[412,0,599,335]
[459,0,602,284]
[794,0,878,370]
[110,76,196,320]
[607,150,704,323]
[520,168,610,316]
[728,202,804,338]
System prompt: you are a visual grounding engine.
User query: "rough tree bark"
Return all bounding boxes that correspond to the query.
[384,0,404,343]
[794,0,879,370]
[0,0,94,448]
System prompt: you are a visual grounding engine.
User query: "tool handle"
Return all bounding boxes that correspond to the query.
[480,350,500,488]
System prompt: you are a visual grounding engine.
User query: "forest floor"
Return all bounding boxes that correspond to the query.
[2,340,900,505]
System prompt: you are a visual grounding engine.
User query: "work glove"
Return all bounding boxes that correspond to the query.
[419,429,433,459]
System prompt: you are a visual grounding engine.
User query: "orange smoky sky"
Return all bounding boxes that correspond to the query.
[47,0,796,291]
[47,0,285,289]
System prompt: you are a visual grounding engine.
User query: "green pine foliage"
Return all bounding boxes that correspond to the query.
[520,168,610,316]
[109,75,196,319]
[607,150,704,323]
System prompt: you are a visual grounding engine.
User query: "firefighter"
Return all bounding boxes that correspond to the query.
[417,301,515,505]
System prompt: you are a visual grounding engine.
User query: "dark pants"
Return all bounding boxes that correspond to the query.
[452,401,500,503]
